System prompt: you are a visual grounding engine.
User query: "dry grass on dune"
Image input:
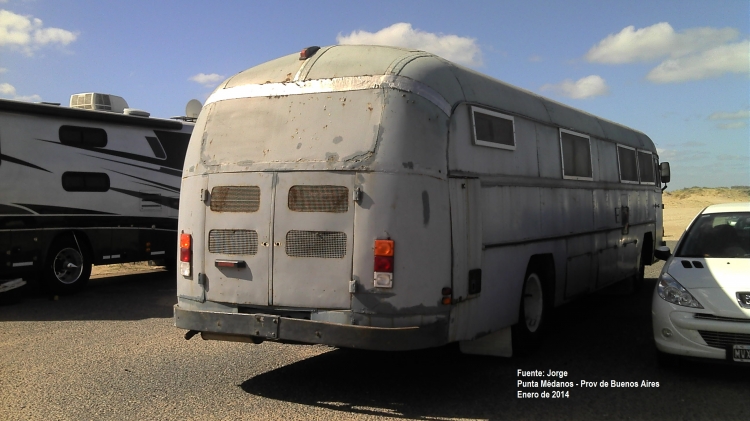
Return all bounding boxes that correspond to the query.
[663,186,749,239]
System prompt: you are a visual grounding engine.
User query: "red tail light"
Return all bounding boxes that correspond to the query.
[179,233,192,277]
[373,239,394,288]
[179,233,192,262]
[374,256,393,272]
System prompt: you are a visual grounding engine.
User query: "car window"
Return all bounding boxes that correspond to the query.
[676,212,750,258]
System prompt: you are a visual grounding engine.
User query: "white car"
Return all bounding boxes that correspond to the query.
[653,202,750,365]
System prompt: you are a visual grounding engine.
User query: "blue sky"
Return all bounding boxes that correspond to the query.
[1,0,747,189]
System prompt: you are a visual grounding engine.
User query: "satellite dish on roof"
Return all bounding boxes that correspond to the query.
[185,99,202,119]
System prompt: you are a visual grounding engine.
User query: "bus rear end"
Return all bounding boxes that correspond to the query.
[174,46,454,350]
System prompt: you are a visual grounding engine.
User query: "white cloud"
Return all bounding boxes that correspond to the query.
[0,82,41,102]
[0,9,78,54]
[646,40,750,83]
[528,55,543,62]
[716,121,748,130]
[12,93,41,102]
[717,153,750,161]
[585,22,738,64]
[0,82,14,95]
[34,27,77,45]
[540,75,609,99]
[336,23,482,67]
[708,109,750,120]
[0,67,6,74]
[585,22,748,84]
[189,73,225,87]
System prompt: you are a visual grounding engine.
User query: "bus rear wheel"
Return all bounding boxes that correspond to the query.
[512,270,548,356]
[44,237,91,294]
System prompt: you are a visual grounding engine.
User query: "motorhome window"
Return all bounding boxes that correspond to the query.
[62,172,110,192]
[638,151,655,184]
[560,130,592,180]
[59,126,107,148]
[146,136,167,159]
[654,155,661,187]
[471,107,515,150]
[617,145,639,183]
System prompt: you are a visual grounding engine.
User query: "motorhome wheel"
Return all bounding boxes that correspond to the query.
[45,238,91,293]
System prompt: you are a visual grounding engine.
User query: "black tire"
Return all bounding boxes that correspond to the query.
[44,237,92,294]
[630,253,646,295]
[512,269,549,356]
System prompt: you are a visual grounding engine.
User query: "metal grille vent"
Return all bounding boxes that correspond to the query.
[698,330,750,349]
[694,314,750,323]
[285,230,346,258]
[210,186,260,212]
[288,185,348,213]
[209,229,258,255]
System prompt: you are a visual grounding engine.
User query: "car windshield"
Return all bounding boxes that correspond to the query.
[676,212,750,258]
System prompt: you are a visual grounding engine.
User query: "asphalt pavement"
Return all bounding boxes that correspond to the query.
[2,247,748,421]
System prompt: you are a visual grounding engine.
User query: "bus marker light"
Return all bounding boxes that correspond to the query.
[180,233,192,276]
[374,239,394,256]
[374,239,394,288]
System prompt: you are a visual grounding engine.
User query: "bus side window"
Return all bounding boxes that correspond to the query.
[560,129,592,180]
[471,106,516,150]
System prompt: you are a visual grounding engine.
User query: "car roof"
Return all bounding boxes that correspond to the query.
[702,202,750,214]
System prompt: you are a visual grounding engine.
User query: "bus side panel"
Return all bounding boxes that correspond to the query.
[350,173,452,325]
[176,174,207,304]
[449,241,567,341]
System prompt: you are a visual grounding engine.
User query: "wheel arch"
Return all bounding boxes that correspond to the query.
[43,230,94,267]
[526,253,555,308]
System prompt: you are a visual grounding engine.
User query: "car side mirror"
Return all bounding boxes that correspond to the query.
[660,162,671,184]
[654,246,671,261]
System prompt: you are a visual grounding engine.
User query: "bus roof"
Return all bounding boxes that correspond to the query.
[215,45,654,151]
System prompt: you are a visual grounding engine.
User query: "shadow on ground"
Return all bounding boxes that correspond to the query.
[0,269,176,321]
[239,276,749,420]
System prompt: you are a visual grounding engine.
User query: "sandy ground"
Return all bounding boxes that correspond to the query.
[90,188,749,276]
[662,188,749,239]
[91,261,166,278]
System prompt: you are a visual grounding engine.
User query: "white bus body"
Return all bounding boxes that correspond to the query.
[0,96,193,293]
[175,45,667,355]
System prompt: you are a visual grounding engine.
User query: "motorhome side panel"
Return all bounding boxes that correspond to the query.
[0,102,191,289]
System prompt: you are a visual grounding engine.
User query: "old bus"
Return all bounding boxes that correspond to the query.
[174,45,669,356]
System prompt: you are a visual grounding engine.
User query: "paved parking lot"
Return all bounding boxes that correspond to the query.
[1,257,748,420]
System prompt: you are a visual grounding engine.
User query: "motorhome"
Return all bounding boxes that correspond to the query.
[0,94,194,294]
[174,45,670,356]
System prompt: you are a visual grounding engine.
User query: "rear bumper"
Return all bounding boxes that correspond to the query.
[174,305,448,351]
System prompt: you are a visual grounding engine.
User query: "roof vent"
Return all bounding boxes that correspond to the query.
[123,108,150,117]
[70,93,129,113]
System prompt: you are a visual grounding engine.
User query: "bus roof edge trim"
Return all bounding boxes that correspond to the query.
[204,75,452,116]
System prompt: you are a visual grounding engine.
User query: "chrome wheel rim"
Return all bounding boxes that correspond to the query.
[523,273,543,333]
[53,247,83,284]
